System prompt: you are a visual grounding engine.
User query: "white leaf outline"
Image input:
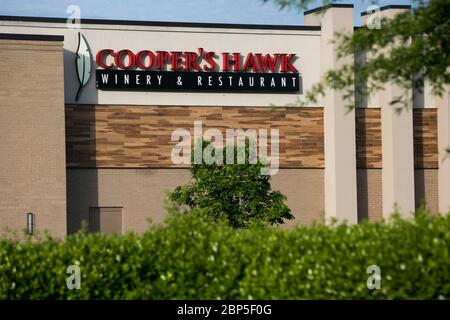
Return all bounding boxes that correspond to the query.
[75,32,91,101]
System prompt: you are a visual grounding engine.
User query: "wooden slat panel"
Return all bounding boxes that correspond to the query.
[413,109,438,169]
[66,106,438,169]
[355,108,382,169]
[66,105,325,168]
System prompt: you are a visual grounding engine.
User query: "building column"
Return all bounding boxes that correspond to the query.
[424,79,450,214]
[380,85,415,218]
[434,88,450,213]
[362,6,415,219]
[305,4,358,224]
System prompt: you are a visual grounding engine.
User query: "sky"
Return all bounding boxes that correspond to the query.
[1,0,414,26]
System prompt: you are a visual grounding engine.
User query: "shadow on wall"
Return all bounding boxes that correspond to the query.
[64,46,100,234]
[357,169,370,222]
[414,169,427,210]
[355,108,371,223]
[414,111,426,211]
[412,109,439,214]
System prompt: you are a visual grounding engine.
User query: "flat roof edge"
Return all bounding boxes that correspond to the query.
[0,15,321,31]
[304,3,354,15]
[0,33,64,41]
[361,5,412,16]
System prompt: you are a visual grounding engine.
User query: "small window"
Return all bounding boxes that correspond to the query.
[89,207,123,235]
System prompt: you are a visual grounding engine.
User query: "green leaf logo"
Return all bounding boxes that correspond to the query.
[75,32,91,101]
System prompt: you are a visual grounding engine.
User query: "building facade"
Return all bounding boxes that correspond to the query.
[0,4,449,236]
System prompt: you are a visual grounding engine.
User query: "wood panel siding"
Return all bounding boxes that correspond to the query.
[66,106,438,169]
[66,105,325,168]
[413,109,438,169]
[355,108,382,169]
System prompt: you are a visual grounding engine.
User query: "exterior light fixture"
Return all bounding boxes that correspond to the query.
[26,212,34,235]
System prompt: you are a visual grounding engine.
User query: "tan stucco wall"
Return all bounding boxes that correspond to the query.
[66,168,324,233]
[306,6,359,224]
[0,39,67,237]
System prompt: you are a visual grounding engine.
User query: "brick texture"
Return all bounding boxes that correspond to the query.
[67,168,324,234]
[0,39,66,237]
[415,169,439,213]
[357,169,383,222]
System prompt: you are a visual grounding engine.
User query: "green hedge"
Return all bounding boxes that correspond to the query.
[0,210,449,299]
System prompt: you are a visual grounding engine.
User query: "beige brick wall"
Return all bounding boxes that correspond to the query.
[271,169,324,226]
[66,169,190,234]
[415,169,439,214]
[357,169,439,221]
[66,168,324,233]
[357,169,383,222]
[0,38,66,237]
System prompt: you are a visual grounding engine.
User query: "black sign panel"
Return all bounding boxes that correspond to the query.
[96,69,300,93]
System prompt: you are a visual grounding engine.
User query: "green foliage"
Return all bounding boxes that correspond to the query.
[169,140,294,228]
[0,210,449,299]
[265,0,450,109]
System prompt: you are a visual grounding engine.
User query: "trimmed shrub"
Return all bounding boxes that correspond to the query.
[0,209,449,299]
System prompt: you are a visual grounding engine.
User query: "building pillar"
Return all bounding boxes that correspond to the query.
[424,79,450,214]
[305,4,358,224]
[380,85,415,218]
[431,87,450,213]
[362,6,415,219]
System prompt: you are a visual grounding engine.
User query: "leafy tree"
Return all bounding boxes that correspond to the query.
[169,140,293,228]
[263,0,450,108]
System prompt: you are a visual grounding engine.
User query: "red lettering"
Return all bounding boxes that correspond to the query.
[280,54,298,73]
[184,52,200,71]
[170,51,183,71]
[222,53,241,72]
[203,51,216,71]
[96,49,115,69]
[114,49,135,69]
[156,51,170,71]
[135,50,155,69]
[243,53,259,72]
[256,53,279,73]
[95,48,297,73]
